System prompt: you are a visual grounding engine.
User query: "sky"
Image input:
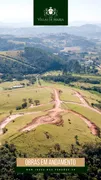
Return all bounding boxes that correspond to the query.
[0,0,101,25]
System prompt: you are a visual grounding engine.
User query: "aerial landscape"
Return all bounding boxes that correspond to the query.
[0,0,101,179]
[0,24,101,179]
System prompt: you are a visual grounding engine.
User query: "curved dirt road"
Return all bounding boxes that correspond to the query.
[65,91,101,115]
[0,111,41,135]
[21,89,64,132]
[69,110,100,136]
[0,87,101,136]
[21,88,100,136]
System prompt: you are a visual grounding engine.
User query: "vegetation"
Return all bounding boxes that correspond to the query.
[0,84,52,113]
[0,142,101,180]
[42,74,101,86]
[0,31,101,180]
[8,112,98,156]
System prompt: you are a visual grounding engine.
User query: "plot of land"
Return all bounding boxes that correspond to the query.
[0,85,52,113]
[0,80,101,156]
[10,112,98,156]
[65,103,101,128]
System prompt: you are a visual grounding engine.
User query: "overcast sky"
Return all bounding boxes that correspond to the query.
[0,0,101,24]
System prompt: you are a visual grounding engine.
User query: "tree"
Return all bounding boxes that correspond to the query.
[3,127,8,134]
[34,100,40,106]
[16,106,22,110]
[22,102,27,109]
[28,98,33,104]
[54,143,61,151]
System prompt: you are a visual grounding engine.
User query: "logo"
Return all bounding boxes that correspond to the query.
[44,7,58,17]
[34,0,68,25]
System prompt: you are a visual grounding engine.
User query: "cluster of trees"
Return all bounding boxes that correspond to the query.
[0,57,34,81]
[92,103,101,109]
[80,86,101,93]
[82,78,100,84]
[0,47,63,80]
[63,60,81,74]
[46,33,95,50]
[63,61,98,74]
[16,98,40,111]
[0,142,101,180]
[0,46,99,81]
[25,76,36,85]
[22,47,63,74]
[42,74,81,84]
[91,100,101,109]
[42,74,101,88]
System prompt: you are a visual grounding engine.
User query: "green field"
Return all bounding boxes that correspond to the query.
[72,73,101,80]
[59,87,81,103]
[0,50,22,57]
[71,82,101,88]
[64,103,101,128]
[74,88,101,105]
[0,80,101,156]
[9,112,99,157]
[0,111,48,143]
[0,113,9,123]
[0,83,52,113]
[0,80,29,89]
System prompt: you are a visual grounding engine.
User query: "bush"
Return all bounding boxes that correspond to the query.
[16,106,22,110]
[22,102,27,109]
[3,127,8,134]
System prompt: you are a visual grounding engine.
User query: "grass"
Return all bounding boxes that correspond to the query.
[17,103,54,113]
[59,87,81,103]
[64,103,101,129]
[0,50,22,57]
[71,82,101,88]
[72,74,101,80]
[43,71,62,76]
[0,53,32,68]
[0,84,52,113]
[0,111,48,144]
[39,80,101,105]
[74,88,101,105]
[9,112,100,157]
[0,80,29,89]
[61,46,80,52]
[0,113,9,123]
[1,79,101,156]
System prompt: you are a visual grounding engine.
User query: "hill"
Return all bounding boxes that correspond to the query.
[0,24,101,38]
[0,47,63,79]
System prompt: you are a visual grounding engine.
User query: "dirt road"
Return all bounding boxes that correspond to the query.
[0,111,41,135]
[63,91,101,115]
[69,110,100,136]
[0,87,100,136]
[21,89,64,132]
[21,88,100,136]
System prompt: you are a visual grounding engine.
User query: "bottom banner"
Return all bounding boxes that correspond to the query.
[16,166,87,173]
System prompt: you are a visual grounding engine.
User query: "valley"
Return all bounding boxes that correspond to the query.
[0,25,101,179]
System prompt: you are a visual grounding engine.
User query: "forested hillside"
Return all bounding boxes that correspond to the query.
[0,142,101,180]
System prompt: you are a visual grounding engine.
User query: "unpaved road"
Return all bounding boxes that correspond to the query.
[64,91,101,115]
[0,87,101,136]
[0,111,41,135]
[21,89,64,132]
[74,92,88,105]
[21,88,100,136]
[69,110,99,136]
[75,91,101,115]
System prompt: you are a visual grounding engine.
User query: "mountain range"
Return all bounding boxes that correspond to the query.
[0,23,101,38]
